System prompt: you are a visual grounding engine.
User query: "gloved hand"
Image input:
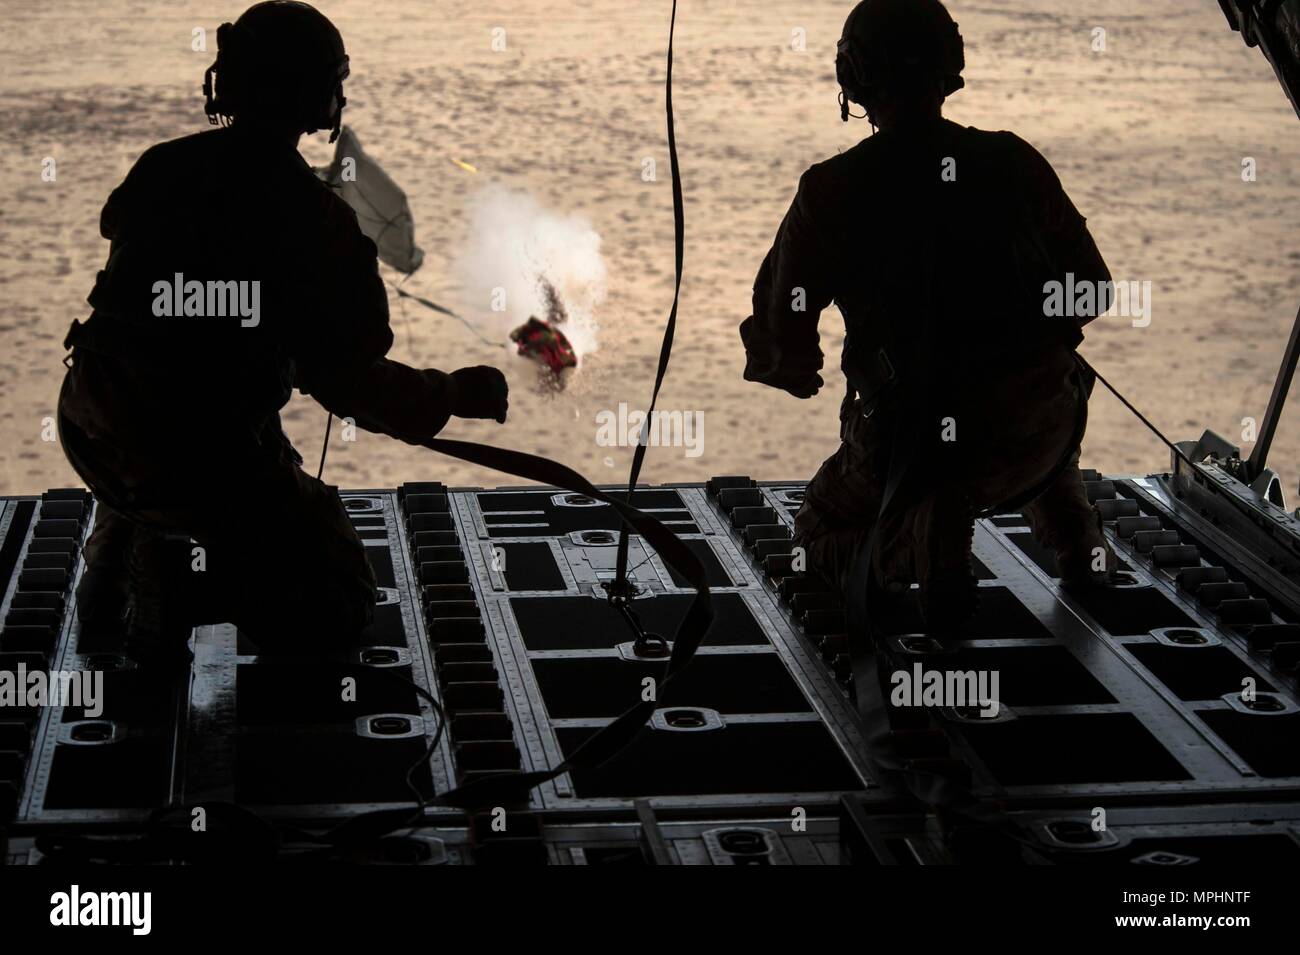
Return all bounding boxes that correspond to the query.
[741,362,824,399]
[449,365,509,423]
[775,370,824,399]
[739,316,823,398]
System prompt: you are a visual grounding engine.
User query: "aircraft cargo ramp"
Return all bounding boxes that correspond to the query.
[1,471,1298,865]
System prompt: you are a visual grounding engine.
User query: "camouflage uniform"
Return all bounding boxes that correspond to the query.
[742,118,1114,626]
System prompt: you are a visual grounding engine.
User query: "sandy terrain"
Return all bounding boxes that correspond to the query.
[2,0,1299,498]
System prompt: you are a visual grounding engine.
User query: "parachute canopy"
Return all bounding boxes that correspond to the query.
[319,125,424,274]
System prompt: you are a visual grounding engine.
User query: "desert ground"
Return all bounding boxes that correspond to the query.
[2,0,1299,497]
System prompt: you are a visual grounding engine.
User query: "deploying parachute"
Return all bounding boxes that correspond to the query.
[319,126,424,274]
[318,127,579,381]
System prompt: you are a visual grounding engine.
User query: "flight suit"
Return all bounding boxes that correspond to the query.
[59,124,459,658]
[742,118,1114,627]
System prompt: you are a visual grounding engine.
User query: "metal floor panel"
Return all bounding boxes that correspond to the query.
[701,476,1300,805]
[446,483,874,813]
[4,490,458,827]
[839,796,1300,865]
[1,474,1298,863]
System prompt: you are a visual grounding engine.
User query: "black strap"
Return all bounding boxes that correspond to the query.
[415,436,712,809]
[612,0,685,594]
[418,2,697,810]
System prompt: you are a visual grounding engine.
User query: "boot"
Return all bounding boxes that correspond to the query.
[914,489,979,635]
[75,507,133,628]
[124,530,195,676]
[1055,509,1119,588]
[1023,461,1118,587]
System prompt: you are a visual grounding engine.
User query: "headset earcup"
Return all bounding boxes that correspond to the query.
[838,1,965,104]
[202,17,345,134]
[306,74,339,135]
[202,23,235,121]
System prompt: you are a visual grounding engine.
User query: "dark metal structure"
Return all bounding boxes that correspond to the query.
[1221,0,1300,489]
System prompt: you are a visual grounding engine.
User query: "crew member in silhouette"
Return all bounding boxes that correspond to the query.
[741,0,1115,631]
[57,1,508,666]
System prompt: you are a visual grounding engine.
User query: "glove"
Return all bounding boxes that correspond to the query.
[449,366,509,423]
[777,370,823,399]
[740,316,823,398]
[741,361,824,399]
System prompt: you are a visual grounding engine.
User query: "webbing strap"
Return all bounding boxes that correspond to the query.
[612,0,685,592]
[416,436,712,809]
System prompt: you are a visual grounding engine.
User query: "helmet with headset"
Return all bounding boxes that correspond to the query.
[203,1,350,142]
[835,0,965,122]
